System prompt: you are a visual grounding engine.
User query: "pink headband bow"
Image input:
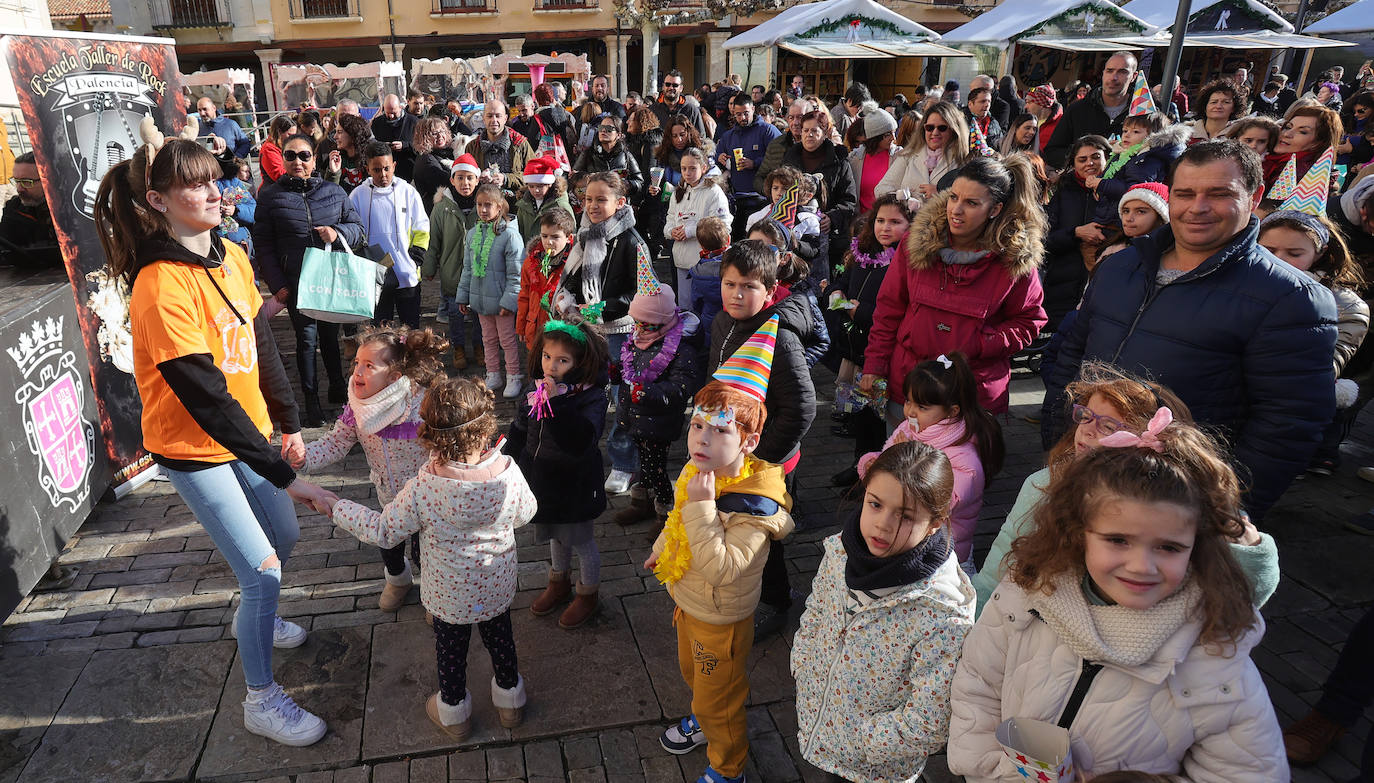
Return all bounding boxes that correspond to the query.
[1097,407,1172,453]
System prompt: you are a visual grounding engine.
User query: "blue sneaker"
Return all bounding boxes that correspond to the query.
[660,714,708,754]
[697,765,745,783]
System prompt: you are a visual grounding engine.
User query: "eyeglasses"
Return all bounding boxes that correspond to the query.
[283,150,314,162]
[11,178,39,187]
[924,124,949,133]
[1071,404,1125,436]
[634,321,663,332]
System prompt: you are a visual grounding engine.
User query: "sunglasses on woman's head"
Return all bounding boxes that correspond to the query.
[283,150,314,162]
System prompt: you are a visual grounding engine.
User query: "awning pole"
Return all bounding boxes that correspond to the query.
[1158,0,1193,109]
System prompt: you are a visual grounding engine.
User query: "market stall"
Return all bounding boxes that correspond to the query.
[181,68,257,118]
[269,60,406,115]
[1302,0,1374,80]
[486,52,591,105]
[409,56,493,105]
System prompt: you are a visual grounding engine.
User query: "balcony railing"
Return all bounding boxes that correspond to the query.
[431,0,496,13]
[288,0,360,19]
[150,0,231,28]
[534,0,599,9]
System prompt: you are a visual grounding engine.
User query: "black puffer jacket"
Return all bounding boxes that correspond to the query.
[627,128,664,182]
[829,258,889,363]
[573,141,645,199]
[1042,218,1338,521]
[252,175,367,295]
[413,148,456,214]
[1042,88,1130,169]
[505,381,608,526]
[1042,175,1096,331]
[708,292,818,465]
[557,206,644,329]
[616,319,699,441]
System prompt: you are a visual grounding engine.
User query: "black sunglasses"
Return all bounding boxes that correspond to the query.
[924,124,949,133]
[283,150,314,162]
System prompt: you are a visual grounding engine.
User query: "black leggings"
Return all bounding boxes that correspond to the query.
[634,437,674,503]
[433,609,519,705]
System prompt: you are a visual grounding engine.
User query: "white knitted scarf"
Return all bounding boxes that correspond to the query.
[347,376,412,436]
[1028,572,1202,668]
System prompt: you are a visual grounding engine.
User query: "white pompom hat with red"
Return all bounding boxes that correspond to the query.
[522,156,559,185]
[451,153,480,176]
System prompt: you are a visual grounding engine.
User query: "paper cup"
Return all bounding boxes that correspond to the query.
[650,166,664,188]
[732,147,745,169]
[996,718,1074,783]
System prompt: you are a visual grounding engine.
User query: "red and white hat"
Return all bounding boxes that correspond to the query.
[523,156,559,185]
[1119,182,1169,223]
[451,153,480,176]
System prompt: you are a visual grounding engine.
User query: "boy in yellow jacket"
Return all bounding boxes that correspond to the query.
[645,314,795,783]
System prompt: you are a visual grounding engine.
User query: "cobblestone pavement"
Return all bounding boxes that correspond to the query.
[1,305,1371,782]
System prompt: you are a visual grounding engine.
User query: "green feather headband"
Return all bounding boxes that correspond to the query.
[543,319,587,343]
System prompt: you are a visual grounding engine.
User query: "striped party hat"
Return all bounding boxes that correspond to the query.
[1279,147,1335,215]
[1269,154,1298,201]
[1129,71,1157,116]
[768,182,801,227]
[712,314,779,402]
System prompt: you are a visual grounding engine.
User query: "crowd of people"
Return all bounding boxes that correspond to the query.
[94,53,1374,783]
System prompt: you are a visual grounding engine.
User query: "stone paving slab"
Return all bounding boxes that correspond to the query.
[0,652,88,783]
[197,627,371,782]
[16,641,234,783]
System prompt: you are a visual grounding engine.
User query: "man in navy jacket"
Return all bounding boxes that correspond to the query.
[196,97,252,158]
[716,94,781,239]
[1041,140,1338,521]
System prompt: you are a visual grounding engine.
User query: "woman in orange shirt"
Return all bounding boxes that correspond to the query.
[94,138,337,748]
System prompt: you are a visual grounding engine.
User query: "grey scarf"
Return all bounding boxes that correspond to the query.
[564,205,637,331]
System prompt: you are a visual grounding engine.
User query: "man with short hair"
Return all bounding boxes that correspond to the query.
[0,152,59,266]
[969,74,1011,130]
[787,75,804,100]
[651,69,705,136]
[717,93,782,238]
[196,96,252,158]
[371,93,419,180]
[444,99,473,137]
[463,99,534,192]
[756,97,816,185]
[509,94,538,142]
[1042,52,1138,169]
[336,98,361,117]
[589,74,625,121]
[406,89,425,117]
[750,85,765,104]
[830,82,871,137]
[624,91,642,117]
[1042,140,1338,521]
[1254,80,1284,117]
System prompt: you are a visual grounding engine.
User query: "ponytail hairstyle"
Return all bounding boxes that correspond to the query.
[746,218,810,287]
[1010,419,1257,654]
[474,182,508,220]
[853,192,915,259]
[527,315,609,386]
[674,146,712,203]
[95,138,224,286]
[949,152,1047,272]
[355,324,450,388]
[903,352,1004,476]
[858,440,955,552]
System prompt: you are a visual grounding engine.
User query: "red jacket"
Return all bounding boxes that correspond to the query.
[862,196,1046,413]
[517,240,570,348]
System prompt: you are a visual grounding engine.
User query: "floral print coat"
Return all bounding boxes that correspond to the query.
[792,534,975,783]
[304,390,427,506]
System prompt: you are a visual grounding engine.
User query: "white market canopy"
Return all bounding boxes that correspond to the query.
[722,0,970,59]
[1303,0,1374,35]
[942,0,1156,49]
[1120,0,1293,33]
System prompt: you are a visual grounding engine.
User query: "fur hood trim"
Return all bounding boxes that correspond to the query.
[903,192,1043,278]
[1143,123,1191,152]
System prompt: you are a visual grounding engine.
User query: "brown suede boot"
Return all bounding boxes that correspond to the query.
[472,343,485,368]
[613,485,656,526]
[452,346,467,371]
[558,583,599,629]
[530,570,572,616]
[1284,709,1345,766]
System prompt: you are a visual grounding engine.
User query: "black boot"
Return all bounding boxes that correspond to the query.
[304,396,327,427]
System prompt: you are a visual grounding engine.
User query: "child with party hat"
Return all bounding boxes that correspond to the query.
[646,314,795,783]
[1084,84,1189,228]
[613,250,701,526]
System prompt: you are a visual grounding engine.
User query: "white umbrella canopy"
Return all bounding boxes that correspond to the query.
[1303,0,1373,34]
[723,0,941,50]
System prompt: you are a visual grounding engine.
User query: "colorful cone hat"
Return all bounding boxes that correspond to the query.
[768,181,801,228]
[1280,147,1335,215]
[712,314,778,402]
[1129,71,1157,116]
[635,241,663,297]
[627,242,676,324]
[969,117,995,157]
[1269,154,1298,201]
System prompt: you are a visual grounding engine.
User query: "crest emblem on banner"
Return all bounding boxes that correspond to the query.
[7,316,95,509]
[51,72,158,217]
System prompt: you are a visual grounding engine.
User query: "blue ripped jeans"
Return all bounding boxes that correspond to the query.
[165,461,299,689]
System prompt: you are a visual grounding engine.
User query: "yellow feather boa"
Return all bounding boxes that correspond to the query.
[653,457,759,585]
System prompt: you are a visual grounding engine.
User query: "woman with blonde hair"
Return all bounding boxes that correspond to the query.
[874,101,970,207]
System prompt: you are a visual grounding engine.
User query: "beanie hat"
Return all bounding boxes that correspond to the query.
[1027,85,1057,107]
[522,156,559,185]
[863,108,897,139]
[451,153,479,176]
[1119,182,1169,223]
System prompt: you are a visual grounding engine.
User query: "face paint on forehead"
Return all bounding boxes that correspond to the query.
[692,406,736,428]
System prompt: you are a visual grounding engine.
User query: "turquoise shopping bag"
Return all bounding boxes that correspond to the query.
[295,242,381,323]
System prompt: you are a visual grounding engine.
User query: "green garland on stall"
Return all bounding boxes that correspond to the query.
[795,14,907,39]
[1020,1,1147,39]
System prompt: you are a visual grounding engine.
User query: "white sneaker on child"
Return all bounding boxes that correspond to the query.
[605,469,633,495]
[243,683,327,746]
[231,609,308,649]
[485,371,505,391]
[503,374,525,400]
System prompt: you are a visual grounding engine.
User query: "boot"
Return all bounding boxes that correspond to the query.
[452,346,468,371]
[491,675,527,728]
[472,343,485,368]
[530,570,572,616]
[379,559,413,612]
[303,396,327,428]
[654,497,672,523]
[614,485,656,526]
[503,373,525,400]
[425,691,472,740]
[558,583,599,629]
[1283,709,1345,766]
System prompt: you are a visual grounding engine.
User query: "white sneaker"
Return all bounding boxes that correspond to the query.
[243,683,327,746]
[503,374,525,400]
[231,609,308,649]
[604,469,633,495]
[485,371,505,391]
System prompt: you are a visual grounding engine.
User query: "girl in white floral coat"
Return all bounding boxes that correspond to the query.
[326,376,537,740]
[292,326,447,611]
[792,441,975,783]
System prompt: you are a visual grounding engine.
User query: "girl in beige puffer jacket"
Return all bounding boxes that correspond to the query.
[948,419,1289,783]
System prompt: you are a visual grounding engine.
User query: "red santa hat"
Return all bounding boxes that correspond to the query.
[1119,182,1170,224]
[451,153,480,176]
[522,156,559,185]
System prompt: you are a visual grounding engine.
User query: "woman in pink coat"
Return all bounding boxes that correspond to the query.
[860,154,1047,418]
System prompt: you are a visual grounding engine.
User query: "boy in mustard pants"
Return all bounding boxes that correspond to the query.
[645,314,795,783]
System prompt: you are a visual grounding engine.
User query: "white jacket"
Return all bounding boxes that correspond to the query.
[348,178,430,288]
[792,535,974,783]
[873,148,962,201]
[947,578,1288,783]
[664,178,730,270]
